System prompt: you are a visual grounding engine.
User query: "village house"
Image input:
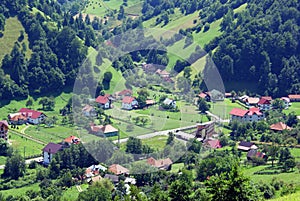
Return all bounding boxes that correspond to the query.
[229,107,265,122]
[237,141,258,152]
[270,122,292,132]
[8,113,27,125]
[258,97,272,111]
[109,164,129,175]
[142,63,157,73]
[42,142,63,165]
[19,108,47,124]
[245,97,260,107]
[247,149,267,161]
[163,98,176,108]
[198,92,211,102]
[209,89,225,101]
[95,94,111,109]
[63,135,80,145]
[155,69,170,78]
[86,164,107,178]
[90,124,119,137]
[0,120,9,140]
[115,89,132,99]
[147,157,173,170]
[104,174,119,184]
[203,139,222,149]
[82,105,96,117]
[288,94,300,102]
[280,97,291,109]
[122,96,138,110]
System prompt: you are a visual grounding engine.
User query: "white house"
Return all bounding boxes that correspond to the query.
[42,142,63,165]
[229,107,264,122]
[122,96,138,110]
[95,95,111,109]
[19,108,46,124]
[163,98,176,108]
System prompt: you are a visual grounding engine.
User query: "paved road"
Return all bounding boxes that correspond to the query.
[0,156,43,169]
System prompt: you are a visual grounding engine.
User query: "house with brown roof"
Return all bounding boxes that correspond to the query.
[82,105,96,117]
[64,136,80,145]
[203,139,222,149]
[42,142,63,165]
[270,122,292,132]
[247,149,267,161]
[230,107,264,122]
[19,108,47,125]
[115,89,132,99]
[109,164,129,175]
[245,97,260,106]
[147,157,173,170]
[288,94,300,102]
[90,124,119,137]
[8,113,27,125]
[258,97,272,111]
[198,92,211,102]
[122,96,138,110]
[237,141,258,151]
[95,95,111,109]
[0,120,9,140]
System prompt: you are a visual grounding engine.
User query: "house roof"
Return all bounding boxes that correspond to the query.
[198,92,208,99]
[225,93,232,97]
[146,100,155,105]
[163,98,174,105]
[104,174,119,182]
[96,95,109,104]
[0,120,9,128]
[156,69,170,75]
[91,175,102,182]
[42,142,63,154]
[19,108,44,119]
[230,108,248,117]
[118,89,132,96]
[270,122,292,131]
[205,139,222,149]
[261,96,272,101]
[147,157,173,169]
[122,96,136,104]
[91,124,118,134]
[280,97,290,103]
[246,97,260,104]
[64,136,80,144]
[239,141,254,148]
[258,98,271,105]
[247,149,266,159]
[109,164,129,175]
[288,94,300,100]
[8,113,27,121]
[248,107,263,116]
[82,105,94,112]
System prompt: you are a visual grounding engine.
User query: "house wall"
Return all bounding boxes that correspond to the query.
[122,103,133,110]
[0,125,8,140]
[258,104,271,111]
[43,152,52,165]
[105,131,118,137]
[231,114,265,122]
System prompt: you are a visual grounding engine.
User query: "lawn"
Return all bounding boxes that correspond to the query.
[61,184,89,201]
[0,17,31,63]
[209,98,246,120]
[283,102,300,116]
[243,165,300,185]
[170,162,184,173]
[141,135,168,151]
[290,148,300,162]
[9,133,44,158]
[271,191,300,201]
[1,183,40,197]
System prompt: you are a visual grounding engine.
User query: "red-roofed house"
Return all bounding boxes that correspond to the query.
[204,139,222,149]
[19,108,46,124]
[115,89,132,99]
[230,107,264,122]
[64,135,80,145]
[0,120,9,140]
[95,95,111,109]
[122,96,138,110]
[288,94,300,102]
[258,97,272,111]
[147,157,173,170]
[109,164,129,175]
[90,124,119,137]
[42,142,63,165]
[270,122,292,132]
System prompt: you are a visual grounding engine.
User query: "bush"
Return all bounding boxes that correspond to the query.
[29,161,37,169]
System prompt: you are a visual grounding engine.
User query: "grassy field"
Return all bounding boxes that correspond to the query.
[141,135,168,151]
[210,98,246,120]
[61,184,89,201]
[1,183,40,197]
[0,17,31,63]
[170,162,184,173]
[283,102,300,116]
[271,191,300,201]
[243,165,300,185]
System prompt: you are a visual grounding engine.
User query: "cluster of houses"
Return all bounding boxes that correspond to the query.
[142,63,174,83]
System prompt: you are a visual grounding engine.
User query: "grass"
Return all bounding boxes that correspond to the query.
[290,148,300,162]
[0,17,31,63]
[170,162,184,173]
[271,191,300,201]
[283,102,300,116]
[141,135,168,151]
[243,165,300,185]
[9,133,44,158]
[61,184,89,201]
[209,98,246,120]
[1,183,40,197]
